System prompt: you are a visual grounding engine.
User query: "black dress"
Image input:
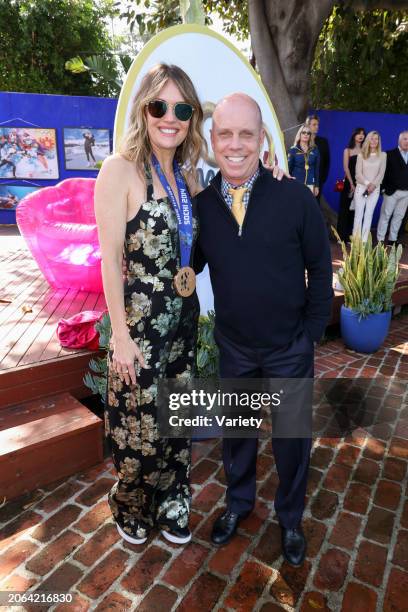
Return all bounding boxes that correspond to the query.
[336,153,357,242]
[105,167,199,540]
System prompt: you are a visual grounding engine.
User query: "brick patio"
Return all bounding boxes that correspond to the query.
[0,316,407,611]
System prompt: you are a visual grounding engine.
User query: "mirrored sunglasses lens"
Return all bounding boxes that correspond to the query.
[148,100,167,118]
[174,103,193,121]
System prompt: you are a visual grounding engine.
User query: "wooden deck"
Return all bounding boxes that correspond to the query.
[0,248,106,408]
[1,240,408,409]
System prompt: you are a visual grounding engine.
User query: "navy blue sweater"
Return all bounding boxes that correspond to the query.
[194,164,333,348]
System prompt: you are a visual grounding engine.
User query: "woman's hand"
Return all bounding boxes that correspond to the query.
[263,151,293,181]
[111,334,146,386]
[367,183,376,194]
[349,183,355,194]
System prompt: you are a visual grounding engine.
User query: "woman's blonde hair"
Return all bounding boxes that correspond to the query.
[119,63,205,176]
[361,130,382,159]
[294,124,315,149]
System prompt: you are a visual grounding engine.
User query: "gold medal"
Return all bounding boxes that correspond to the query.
[305,164,309,171]
[173,266,196,297]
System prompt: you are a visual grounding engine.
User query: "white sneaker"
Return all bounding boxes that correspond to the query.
[116,523,147,544]
[161,527,191,544]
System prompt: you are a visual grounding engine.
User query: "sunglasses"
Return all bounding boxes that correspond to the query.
[147,99,194,122]
[301,130,311,135]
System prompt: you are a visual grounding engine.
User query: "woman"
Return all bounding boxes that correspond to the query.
[287,124,320,196]
[83,131,96,167]
[95,64,204,546]
[352,130,386,242]
[336,127,366,242]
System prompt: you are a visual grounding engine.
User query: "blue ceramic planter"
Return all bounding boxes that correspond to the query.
[340,305,392,353]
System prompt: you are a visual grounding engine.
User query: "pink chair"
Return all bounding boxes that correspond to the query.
[16,178,102,293]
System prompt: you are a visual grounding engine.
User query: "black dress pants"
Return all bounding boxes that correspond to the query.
[215,327,314,529]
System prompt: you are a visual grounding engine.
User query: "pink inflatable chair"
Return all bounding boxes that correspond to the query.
[16,178,102,293]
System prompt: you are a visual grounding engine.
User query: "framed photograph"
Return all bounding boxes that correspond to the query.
[63,128,111,170]
[0,128,59,180]
[0,184,39,210]
[0,184,39,224]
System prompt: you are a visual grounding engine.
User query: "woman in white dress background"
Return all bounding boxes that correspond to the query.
[352,130,386,242]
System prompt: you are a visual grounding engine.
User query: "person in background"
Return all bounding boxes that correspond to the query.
[352,130,386,242]
[336,127,366,242]
[288,125,320,196]
[377,130,408,246]
[305,114,330,202]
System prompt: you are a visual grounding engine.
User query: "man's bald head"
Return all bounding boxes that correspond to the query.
[213,93,263,129]
[398,130,408,151]
[210,93,265,186]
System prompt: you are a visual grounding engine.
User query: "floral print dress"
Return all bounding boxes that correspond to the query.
[105,169,199,539]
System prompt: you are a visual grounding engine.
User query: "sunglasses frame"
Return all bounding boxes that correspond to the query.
[301,130,311,135]
[146,99,195,122]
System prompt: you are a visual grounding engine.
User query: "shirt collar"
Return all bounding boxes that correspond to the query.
[221,167,260,195]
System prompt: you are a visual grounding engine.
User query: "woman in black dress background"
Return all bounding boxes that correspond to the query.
[337,127,366,241]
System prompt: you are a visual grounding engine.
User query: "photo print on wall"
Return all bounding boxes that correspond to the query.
[0,184,39,210]
[63,128,111,170]
[0,128,59,179]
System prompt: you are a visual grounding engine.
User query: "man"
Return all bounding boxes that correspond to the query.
[195,94,333,567]
[377,130,408,246]
[305,114,330,202]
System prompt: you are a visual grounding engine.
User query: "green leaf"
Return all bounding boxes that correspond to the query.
[65,56,88,74]
[180,0,205,25]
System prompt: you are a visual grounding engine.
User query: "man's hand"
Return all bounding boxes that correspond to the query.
[314,186,319,197]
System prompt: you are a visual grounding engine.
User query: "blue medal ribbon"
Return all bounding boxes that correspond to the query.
[151,154,193,268]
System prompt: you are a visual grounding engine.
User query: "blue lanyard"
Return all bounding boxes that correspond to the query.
[151,154,193,268]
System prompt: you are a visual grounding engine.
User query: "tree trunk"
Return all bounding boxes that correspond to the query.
[248,0,334,144]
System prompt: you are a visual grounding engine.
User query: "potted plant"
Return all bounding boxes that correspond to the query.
[333,229,403,353]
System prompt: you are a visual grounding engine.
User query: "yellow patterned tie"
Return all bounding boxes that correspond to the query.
[228,187,248,227]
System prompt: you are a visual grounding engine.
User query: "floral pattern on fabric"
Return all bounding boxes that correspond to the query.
[105,172,199,537]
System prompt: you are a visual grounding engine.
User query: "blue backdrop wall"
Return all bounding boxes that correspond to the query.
[1,92,407,226]
[0,91,117,223]
[317,109,408,224]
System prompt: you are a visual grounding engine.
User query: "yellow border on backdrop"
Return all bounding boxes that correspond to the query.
[114,24,286,168]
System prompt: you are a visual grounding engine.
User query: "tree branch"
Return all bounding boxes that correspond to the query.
[346,0,408,9]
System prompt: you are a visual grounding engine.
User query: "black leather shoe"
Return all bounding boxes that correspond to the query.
[280,525,306,567]
[211,510,246,546]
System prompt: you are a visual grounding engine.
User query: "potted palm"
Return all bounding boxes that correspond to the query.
[333,229,403,353]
